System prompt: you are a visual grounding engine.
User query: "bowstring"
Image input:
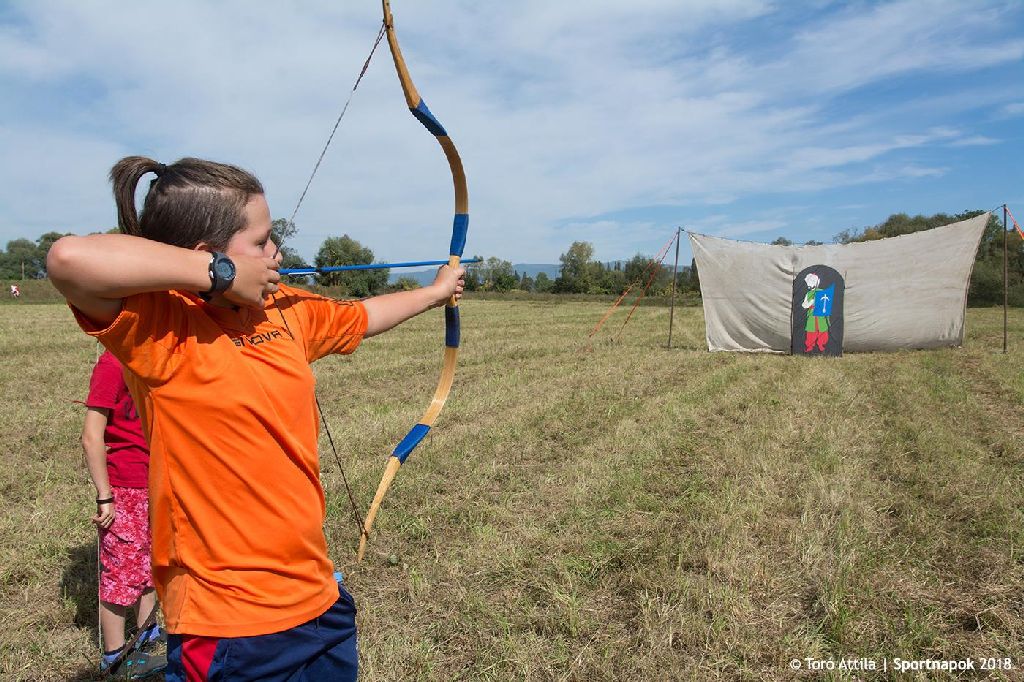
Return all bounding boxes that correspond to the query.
[272,21,387,544]
[288,21,387,227]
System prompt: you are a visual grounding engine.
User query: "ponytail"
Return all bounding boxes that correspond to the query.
[109,156,165,237]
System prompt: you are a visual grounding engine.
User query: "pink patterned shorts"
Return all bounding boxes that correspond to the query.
[99,486,153,606]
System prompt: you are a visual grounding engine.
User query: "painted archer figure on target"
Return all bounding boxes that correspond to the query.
[801,272,833,353]
[791,265,844,357]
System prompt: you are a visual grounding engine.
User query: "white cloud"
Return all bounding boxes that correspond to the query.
[999,102,1024,118]
[948,135,998,147]
[702,217,790,239]
[0,125,123,234]
[0,0,1020,261]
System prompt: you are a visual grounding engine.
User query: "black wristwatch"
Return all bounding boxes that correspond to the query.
[203,252,236,297]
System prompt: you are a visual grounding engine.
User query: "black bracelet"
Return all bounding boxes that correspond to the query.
[96,496,114,505]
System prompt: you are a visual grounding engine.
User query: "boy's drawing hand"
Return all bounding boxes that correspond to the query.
[225,255,281,309]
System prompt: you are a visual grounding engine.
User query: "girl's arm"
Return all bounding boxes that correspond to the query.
[363,265,465,338]
[82,407,115,529]
[47,234,280,325]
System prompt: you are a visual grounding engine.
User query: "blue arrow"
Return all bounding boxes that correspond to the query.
[281,258,482,275]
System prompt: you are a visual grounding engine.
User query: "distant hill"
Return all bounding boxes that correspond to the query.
[389,263,561,285]
[385,262,649,286]
[510,263,561,279]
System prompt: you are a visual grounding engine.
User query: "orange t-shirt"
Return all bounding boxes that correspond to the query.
[72,284,367,637]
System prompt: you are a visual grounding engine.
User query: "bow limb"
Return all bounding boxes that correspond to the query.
[357,0,469,562]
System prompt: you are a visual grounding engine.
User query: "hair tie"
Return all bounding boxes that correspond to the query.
[154,163,168,177]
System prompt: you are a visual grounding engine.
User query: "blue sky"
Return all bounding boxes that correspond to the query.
[1,0,1021,266]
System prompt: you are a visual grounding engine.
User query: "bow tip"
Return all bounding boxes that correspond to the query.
[356,536,369,562]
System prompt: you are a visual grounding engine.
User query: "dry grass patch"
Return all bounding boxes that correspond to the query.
[0,301,1021,680]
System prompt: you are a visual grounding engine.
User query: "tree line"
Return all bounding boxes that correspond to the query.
[0,231,70,280]
[831,210,1022,306]
[270,220,694,297]
[3,210,1020,304]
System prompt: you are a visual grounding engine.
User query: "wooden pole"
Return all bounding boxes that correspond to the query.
[667,227,681,348]
[1004,204,1009,354]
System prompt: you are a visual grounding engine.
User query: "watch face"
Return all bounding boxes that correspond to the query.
[214,258,236,280]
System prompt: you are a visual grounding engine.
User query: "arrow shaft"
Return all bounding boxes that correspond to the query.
[281,257,480,275]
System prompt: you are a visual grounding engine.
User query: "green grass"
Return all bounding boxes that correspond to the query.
[0,301,1022,680]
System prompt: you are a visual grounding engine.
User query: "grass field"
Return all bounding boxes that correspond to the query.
[1,299,1021,680]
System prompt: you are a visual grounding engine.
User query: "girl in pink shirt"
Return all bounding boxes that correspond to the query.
[83,350,166,678]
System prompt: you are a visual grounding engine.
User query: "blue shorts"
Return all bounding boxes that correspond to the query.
[165,582,357,682]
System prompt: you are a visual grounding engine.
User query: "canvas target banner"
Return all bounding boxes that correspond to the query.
[688,213,988,353]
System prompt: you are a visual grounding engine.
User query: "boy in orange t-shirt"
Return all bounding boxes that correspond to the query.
[50,156,465,681]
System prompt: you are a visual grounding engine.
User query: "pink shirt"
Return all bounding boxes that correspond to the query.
[86,350,149,487]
